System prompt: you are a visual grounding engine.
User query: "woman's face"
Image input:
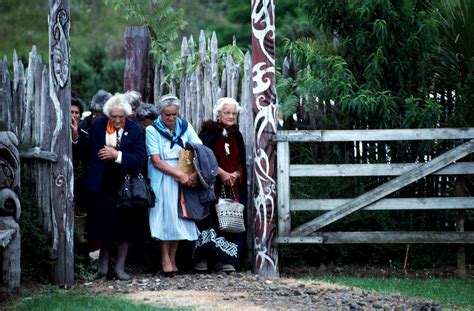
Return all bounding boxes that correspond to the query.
[218,103,237,128]
[109,108,126,129]
[70,105,81,123]
[161,105,179,130]
[139,118,154,130]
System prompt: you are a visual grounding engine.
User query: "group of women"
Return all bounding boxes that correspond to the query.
[76,92,247,280]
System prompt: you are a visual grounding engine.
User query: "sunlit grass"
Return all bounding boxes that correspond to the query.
[4,288,188,311]
[309,275,474,307]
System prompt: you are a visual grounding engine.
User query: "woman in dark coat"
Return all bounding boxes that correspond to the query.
[194,97,247,273]
[81,93,146,280]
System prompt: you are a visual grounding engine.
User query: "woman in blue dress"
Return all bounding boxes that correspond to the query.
[146,94,201,276]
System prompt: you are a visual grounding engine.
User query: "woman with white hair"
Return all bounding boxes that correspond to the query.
[194,97,247,273]
[146,94,201,277]
[81,93,146,280]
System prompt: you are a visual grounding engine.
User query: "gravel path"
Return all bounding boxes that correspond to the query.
[77,270,446,310]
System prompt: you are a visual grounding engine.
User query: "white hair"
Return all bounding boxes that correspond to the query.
[158,94,181,114]
[213,97,241,118]
[102,93,133,117]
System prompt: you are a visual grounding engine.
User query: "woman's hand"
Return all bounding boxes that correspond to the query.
[220,169,238,187]
[71,117,79,142]
[176,171,190,185]
[186,172,198,187]
[98,145,118,161]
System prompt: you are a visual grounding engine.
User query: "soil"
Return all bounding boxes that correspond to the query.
[69,263,472,310]
[6,260,473,310]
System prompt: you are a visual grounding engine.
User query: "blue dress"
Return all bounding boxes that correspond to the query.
[146,120,202,241]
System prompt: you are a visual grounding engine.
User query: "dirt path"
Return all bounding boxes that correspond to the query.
[77,271,445,310]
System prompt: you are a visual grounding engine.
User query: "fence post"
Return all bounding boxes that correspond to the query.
[48,0,74,285]
[251,0,279,277]
[124,26,152,100]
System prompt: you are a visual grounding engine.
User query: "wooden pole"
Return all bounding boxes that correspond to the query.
[48,0,74,285]
[124,26,151,100]
[455,177,467,277]
[251,0,279,277]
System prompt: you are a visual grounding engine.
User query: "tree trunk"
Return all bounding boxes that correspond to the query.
[124,26,151,100]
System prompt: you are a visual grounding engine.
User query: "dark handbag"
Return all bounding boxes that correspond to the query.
[117,173,156,209]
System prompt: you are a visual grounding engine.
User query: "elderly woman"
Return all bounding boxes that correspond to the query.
[194,97,247,273]
[146,94,201,276]
[124,90,142,121]
[79,90,112,133]
[81,93,146,280]
[136,103,159,131]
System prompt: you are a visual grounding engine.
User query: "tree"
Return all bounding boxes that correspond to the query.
[278,0,444,130]
[105,0,186,66]
[431,0,474,126]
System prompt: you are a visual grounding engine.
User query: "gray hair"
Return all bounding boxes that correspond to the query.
[213,97,241,117]
[136,103,159,122]
[90,90,112,112]
[158,94,180,114]
[124,90,142,109]
[103,93,133,117]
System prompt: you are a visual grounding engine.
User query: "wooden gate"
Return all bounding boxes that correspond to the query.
[275,128,474,247]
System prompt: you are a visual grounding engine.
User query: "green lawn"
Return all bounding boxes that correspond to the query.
[4,288,187,311]
[309,276,474,307]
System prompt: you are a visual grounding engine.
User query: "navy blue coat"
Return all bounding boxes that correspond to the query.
[81,116,146,193]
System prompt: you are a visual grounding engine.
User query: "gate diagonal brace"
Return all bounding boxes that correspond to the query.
[290,140,474,237]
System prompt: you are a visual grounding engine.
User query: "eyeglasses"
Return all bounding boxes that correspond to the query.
[219,111,237,116]
[110,114,125,120]
[163,112,178,117]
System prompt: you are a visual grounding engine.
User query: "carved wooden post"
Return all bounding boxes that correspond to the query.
[48,0,74,285]
[251,0,278,277]
[124,26,152,100]
[0,132,21,291]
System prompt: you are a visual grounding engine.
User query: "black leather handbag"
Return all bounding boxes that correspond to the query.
[117,173,156,209]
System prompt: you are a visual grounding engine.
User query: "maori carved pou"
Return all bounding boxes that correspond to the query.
[251,0,278,277]
[0,131,21,291]
[0,132,21,221]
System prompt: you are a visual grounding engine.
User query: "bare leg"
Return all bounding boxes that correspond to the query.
[98,242,110,275]
[169,240,179,272]
[115,241,129,275]
[161,241,173,273]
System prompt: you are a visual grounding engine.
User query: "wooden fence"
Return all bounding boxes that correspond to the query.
[275,128,474,274]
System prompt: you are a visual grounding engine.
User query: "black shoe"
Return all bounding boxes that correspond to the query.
[163,271,175,278]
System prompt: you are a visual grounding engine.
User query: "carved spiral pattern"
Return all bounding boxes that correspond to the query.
[52,7,69,88]
[55,173,66,188]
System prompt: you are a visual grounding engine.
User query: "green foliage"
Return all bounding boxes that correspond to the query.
[0,118,7,131]
[431,0,474,126]
[278,1,446,129]
[19,175,50,283]
[71,45,124,105]
[105,0,186,65]
[310,276,474,307]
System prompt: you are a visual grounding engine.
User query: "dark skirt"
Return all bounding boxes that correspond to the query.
[193,204,245,267]
[85,191,150,242]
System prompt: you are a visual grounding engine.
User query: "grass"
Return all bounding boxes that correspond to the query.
[3,287,187,311]
[310,275,474,307]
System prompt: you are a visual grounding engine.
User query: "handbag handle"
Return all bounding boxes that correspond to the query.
[124,172,145,180]
[220,184,238,202]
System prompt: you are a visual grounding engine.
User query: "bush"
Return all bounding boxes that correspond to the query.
[71,45,124,106]
[19,175,50,283]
